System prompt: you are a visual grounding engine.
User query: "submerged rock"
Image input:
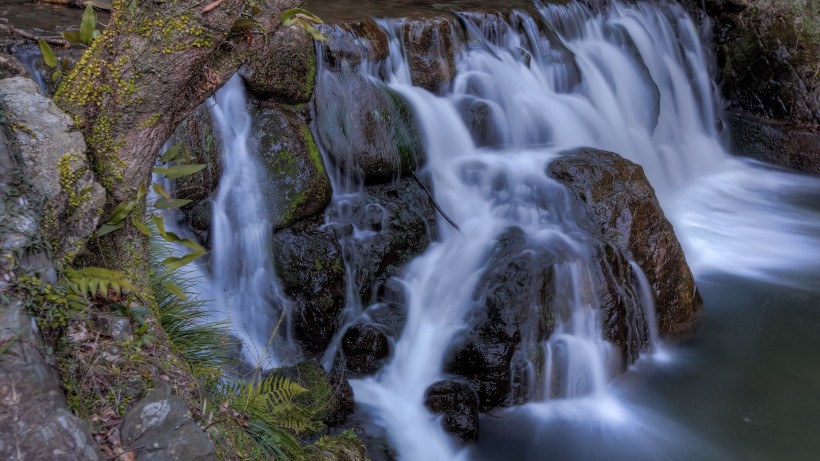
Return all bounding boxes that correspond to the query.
[0,77,105,264]
[121,382,217,461]
[549,147,702,337]
[271,216,346,355]
[424,380,480,444]
[250,102,333,230]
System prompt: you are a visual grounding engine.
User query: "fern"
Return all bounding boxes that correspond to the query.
[65,267,134,299]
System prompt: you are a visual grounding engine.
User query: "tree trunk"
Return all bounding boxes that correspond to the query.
[56,0,300,282]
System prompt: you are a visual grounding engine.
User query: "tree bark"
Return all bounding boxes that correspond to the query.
[56,0,300,282]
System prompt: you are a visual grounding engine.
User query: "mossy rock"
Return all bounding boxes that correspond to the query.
[249,102,332,230]
[168,103,222,204]
[240,26,316,104]
[305,430,368,461]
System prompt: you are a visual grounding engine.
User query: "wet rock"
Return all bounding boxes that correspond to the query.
[704,0,819,124]
[458,98,504,148]
[0,300,103,461]
[271,216,346,355]
[318,19,389,69]
[267,360,355,429]
[402,15,459,93]
[0,53,25,79]
[327,175,438,308]
[168,103,222,205]
[549,147,702,336]
[240,26,316,104]
[250,103,333,230]
[121,382,217,461]
[0,77,105,264]
[314,70,424,183]
[341,323,390,376]
[727,111,820,177]
[424,380,480,444]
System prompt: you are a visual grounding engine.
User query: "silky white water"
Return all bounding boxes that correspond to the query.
[344,1,820,460]
[207,76,292,369]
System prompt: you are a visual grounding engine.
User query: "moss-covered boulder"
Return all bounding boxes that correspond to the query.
[250,103,332,230]
[402,14,459,93]
[314,70,424,183]
[706,0,819,124]
[240,26,316,104]
[728,111,820,176]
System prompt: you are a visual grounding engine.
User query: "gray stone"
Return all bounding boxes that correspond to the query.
[92,313,133,341]
[0,53,25,80]
[121,382,217,461]
[0,77,105,263]
[0,300,103,461]
[240,26,316,104]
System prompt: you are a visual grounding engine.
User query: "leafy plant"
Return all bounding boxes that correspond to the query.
[61,4,101,46]
[281,7,327,41]
[65,266,134,299]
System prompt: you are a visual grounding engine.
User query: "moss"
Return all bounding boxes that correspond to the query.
[137,112,161,130]
[305,430,367,461]
[10,121,36,138]
[301,125,325,173]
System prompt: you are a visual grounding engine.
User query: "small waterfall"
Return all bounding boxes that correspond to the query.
[207,76,293,369]
[13,45,48,94]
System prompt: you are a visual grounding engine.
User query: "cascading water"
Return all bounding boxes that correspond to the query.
[206,76,294,369]
[321,1,820,460]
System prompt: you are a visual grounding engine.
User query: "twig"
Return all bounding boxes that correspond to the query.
[0,23,69,47]
[410,171,461,232]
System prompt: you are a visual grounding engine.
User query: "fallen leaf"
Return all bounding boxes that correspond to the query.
[201,0,225,13]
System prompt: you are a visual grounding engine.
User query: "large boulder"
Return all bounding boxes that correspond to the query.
[402,15,459,93]
[240,26,316,104]
[271,216,346,355]
[0,300,103,461]
[0,77,105,265]
[250,102,333,230]
[548,147,702,336]
[314,69,424,183]
[121,382,217,461]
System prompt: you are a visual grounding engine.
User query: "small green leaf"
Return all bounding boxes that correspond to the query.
[152,182,171,199]
[162,281,189,300]
[232,19,256,32]
[250,5,261,16]
[61,31,84,45]
[132,216,152,237]
[153,164,206,179]
[51,70,61,81]
[79,4,97,45]
[155,198,192,209]
[127,0,137,13]
[300,20,327,42]
[162,251,204,270]
[160,143,182,163]
[37,39,57,68]
[280,8,323,25]
[95,221,125,238]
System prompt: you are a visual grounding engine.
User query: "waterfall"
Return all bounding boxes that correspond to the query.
[336,0,820,459]
[207,76,293,369]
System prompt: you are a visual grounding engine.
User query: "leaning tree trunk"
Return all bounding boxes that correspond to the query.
[55,0,300,285]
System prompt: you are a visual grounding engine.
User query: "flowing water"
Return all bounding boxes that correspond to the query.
[306,1,820,460]
[206,77,295,369]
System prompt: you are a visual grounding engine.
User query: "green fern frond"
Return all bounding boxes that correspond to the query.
[65,267,134,298]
